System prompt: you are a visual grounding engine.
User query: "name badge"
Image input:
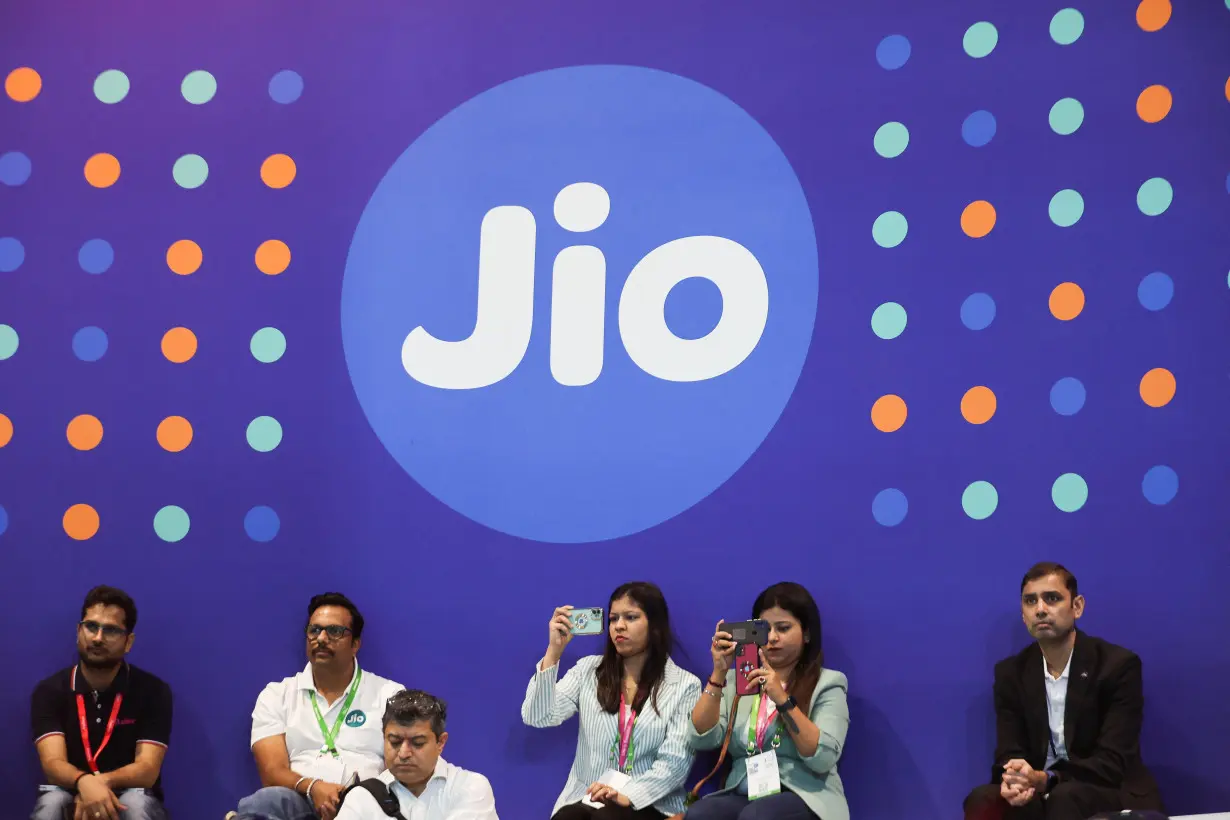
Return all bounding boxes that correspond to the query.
[746,750,781,800]
[581,769,632,808]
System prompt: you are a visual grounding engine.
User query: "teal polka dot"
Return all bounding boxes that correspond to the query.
[250,327,286,363]
[1050,9,1084,45]
[246,416,283,452]
[962,481,999,520]
[874,122,910,158]
[0,324,17,359]
[1048,189,1084,227]
[871,302,907,339]
[873,211,908,248]
[1049,98,1084,135]
[1137,177,1173,216]
[173,154,209,189]
[181,70,217,104]
[153,506,190,542]
[93,70,130,104]
[963,22,999,58]
[1051,473,1088,512]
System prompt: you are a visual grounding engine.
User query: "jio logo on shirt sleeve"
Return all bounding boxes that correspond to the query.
[342,65,818,544]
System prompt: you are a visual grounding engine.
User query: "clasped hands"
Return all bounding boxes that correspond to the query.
[585,781,631,807]
[999,759,1048,807]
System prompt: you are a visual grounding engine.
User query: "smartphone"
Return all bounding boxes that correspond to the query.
[719,619,770,647]
[734,643,761,695]
[569,607,605,636]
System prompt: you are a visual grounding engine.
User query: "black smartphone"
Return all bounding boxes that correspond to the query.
[719,619,770,646]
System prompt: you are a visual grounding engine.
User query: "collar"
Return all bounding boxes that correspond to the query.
[1041,644,1073,682]
[296,660,360,694]
[385,757,451,794]
[71,661,130,695]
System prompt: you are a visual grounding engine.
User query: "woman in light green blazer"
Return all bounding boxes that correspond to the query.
[686,582,849,820]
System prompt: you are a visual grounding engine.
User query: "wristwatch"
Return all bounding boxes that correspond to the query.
[1044,770,1058,793]
[776,695,797,712]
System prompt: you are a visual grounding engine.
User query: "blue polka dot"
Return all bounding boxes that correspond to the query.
[1049,377,1086,415]
[872,488,908,526]
[0,237,25,272]
[1141,465,1178,505]
[1137,272,1173,311]
[876,35,911,70]
[78,239,114,275]
[1225,172,1229,194]
[244,506,281,542]
[269,70,304,104]
[72,326,109,362]
[0,504,7,536]
[962,110,996,147]
[0,151,31,186]
[960,292,996,330]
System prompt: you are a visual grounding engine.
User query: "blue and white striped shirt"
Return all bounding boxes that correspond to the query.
[521,654,701,816]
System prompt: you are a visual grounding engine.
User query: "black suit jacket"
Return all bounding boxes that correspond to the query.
[989,630,1162,810]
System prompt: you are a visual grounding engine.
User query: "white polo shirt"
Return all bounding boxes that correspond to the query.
[250,662,406,782]
[334,758,499,820]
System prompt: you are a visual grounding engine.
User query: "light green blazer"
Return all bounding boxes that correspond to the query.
[687,667,850,820]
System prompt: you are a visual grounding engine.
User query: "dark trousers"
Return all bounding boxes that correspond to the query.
[551,802,666,820]
[964,782,1122,820]
[685,791,815,819]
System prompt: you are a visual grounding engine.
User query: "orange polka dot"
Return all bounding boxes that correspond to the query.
[0,413,11,447]
[960,386,997,424]
[166,240,202,275]
[961,200,996,238]
[161,327,198,363]
[63,504,100,540]
[5,67,41,102]
[871,394,907,432]
[66,415,104,450]
[255,240,291,275]
[157,416,193,452]
[1136,85,1172,123]
[1139,368,1175,407]
[1225,76,1230,103]
[1136,0,1170,31]
[1049,282,1085,321]
[84,153,121,188]
[260,154,296,188]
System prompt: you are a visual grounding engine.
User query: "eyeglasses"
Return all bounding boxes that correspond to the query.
[306,624,352,640]
[79,620,128,640]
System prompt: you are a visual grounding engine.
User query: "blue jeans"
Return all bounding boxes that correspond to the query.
[234,787,317,820]
[686,791,815,820]
[32,787,167,820]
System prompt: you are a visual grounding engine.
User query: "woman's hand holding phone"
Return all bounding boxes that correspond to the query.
[709,620,737,682]
[542,606,575,670]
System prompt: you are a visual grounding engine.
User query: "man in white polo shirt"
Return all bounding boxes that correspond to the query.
[335,688,498,820]
[229,593,406,820]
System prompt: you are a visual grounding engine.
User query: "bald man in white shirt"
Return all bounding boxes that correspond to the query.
[335,689,498,820]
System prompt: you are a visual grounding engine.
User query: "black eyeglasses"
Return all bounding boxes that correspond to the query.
[79,620,128,639]
[306,624,352,640]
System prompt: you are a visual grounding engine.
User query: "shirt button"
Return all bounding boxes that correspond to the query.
[96,718,102,723]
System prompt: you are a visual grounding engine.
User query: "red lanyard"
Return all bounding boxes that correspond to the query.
[754,691,779,750]
[73,669,123,773]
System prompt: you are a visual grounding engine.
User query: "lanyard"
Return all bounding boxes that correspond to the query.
[746,693,782,755]
[609,692,638,773]
[76,692,123,773]
[310,665,363,757]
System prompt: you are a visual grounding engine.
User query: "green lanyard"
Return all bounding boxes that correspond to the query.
[745,693,783,755]
[310,665,363,757]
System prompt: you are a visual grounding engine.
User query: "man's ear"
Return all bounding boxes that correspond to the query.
[1072,594,1085,619]
[438,731,449,751]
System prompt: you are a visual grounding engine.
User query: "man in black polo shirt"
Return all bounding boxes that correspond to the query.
[29,585,173,820]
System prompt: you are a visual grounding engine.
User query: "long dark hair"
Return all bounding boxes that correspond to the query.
[753,582,824,708]
[595,581,674,716]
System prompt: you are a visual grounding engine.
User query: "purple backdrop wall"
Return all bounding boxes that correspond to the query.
[3,1,1229,818]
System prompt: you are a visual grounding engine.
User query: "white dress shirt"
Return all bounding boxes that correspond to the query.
[521,655,701,816]
[250,662,406,782]
[333,758,499,820]
[1043,649,1072,770]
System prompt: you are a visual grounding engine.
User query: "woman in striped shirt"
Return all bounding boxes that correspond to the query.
[521,581,702,820]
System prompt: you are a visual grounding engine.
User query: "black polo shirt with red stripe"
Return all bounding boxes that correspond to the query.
[30,663,173,799]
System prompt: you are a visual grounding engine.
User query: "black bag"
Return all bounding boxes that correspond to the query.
[339,778,408,820]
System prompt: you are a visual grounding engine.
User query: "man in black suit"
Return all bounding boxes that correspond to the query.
[964,562,1163,820]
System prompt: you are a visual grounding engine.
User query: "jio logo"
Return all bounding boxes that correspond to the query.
[342,65,818,543]
[344,710,366,728]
